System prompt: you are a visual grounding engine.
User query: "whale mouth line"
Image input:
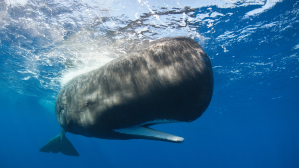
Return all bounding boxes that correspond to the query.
[113,122,184,143]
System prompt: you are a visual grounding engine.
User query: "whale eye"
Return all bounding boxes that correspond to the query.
[58,104,66,114]
[85,101,89,106]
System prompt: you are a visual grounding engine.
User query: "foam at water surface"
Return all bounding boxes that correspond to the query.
[0,0,296,100]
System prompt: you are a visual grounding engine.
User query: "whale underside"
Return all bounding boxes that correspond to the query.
[40,37,214,156]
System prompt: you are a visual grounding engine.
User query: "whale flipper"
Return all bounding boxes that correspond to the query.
[114,126,184,143]
[39,129,79,156]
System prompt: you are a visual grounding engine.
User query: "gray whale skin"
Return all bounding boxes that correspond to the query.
[40,37,214,156]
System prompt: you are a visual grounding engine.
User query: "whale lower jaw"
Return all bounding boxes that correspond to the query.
[113,126,184,143]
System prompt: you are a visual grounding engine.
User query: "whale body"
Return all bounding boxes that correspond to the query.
[40,37,214,156]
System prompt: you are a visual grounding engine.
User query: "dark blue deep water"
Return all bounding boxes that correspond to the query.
[0,0,298,167]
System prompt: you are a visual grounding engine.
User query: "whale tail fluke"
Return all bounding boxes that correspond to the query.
[39,129,79,156]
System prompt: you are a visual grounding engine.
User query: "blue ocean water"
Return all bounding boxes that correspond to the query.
[0,0,298,167]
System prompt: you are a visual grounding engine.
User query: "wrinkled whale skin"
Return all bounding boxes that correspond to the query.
[55,37,214,141]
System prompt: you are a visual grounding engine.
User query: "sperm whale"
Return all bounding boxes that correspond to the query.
[40,37,214,156]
